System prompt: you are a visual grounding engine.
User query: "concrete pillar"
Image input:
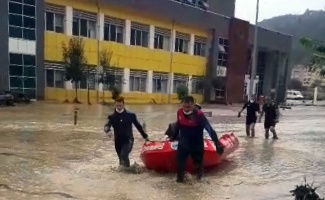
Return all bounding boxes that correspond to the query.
[65,6,73,36]
[125,20,131,45]
[263,52,275,96]
[170,29,176,53]
[167,72,174,94]
[189,34,194,55]
[188,75,192,94]
[65,81,73,90]
[274,52,282,100]
[122,68,130,93]
[149,25,155,49]
[98,13,104,41]
[146,70,153,93]
[98,83,103,92]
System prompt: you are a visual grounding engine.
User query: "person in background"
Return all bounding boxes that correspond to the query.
[170,96,224,183]
[238,96,260,137]
[258,97,279,139]
[104,97,149,167]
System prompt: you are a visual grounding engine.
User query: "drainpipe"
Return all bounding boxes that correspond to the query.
[96,0,100,104]
[248,0,260,99]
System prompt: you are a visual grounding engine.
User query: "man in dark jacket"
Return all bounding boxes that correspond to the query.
[171,96,224,183]
[104,97,149,167]
[258,97,279,139]
[238,96,260,137]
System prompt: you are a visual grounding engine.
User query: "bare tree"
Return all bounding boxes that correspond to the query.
[62,38,87,103]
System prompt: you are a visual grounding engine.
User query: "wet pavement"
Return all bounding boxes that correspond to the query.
[0,102,324,200]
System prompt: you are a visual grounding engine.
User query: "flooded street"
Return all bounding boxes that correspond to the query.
[1,103,325,200]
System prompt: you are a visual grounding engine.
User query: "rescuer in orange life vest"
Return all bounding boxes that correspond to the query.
[168,96,224,183]
[164,103,202,138]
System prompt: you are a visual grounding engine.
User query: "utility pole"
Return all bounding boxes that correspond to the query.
[168,21,175,104]
[248,0,260,99]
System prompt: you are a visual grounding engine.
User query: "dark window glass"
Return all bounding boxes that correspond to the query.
[72,18,79,36]
[9,2,22,14]
[10,76,23,88]
[130,29,136,45]
[24,77,36,88]
[9,65,23,76]
[80,75,87,89]
[109,25,116,41]
[10,0,23,3]
[23,5,35,17]
[24,0,35,6]
[141,31,148,47]
[46,70,54,87]
[10,88,24,94]
[136,30,141,46]
[24,66,36,77]
[80,19,87,37]
[9,26,23,38]
[23,16,35,28]
[9,14,22,27]
[24,89,36,99]
[103,24,109,41]
[23,55,35,66]
[23,28,35,40]
[10,53,23,65]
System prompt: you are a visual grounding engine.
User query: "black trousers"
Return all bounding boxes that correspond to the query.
[176,141,204,181]
[115,138,134,167]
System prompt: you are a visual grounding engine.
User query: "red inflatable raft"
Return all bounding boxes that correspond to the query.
[140,133,239,172]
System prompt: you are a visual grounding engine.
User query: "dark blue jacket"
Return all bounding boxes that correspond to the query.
[105,110,148,141]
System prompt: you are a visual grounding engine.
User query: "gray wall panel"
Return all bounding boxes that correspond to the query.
[36,0,45,99]
[0,0,9,91]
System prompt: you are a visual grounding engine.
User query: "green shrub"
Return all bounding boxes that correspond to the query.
[176,85,189,101]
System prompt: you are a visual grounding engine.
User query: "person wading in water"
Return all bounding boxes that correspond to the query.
[259,97,279,139]
[104,97,149,168]
[238,96,260,137]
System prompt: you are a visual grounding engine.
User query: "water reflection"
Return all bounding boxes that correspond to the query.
[0,103,325,199]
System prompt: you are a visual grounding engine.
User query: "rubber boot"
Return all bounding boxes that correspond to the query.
[195,165,203,180]
[176,171,185,183]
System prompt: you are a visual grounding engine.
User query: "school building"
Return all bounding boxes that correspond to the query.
[0,0,292,104]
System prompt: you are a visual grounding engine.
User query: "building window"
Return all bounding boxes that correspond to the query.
[8,0,36,40]
[104,17,124,43]
[9,53,36,99]
[173,74,188,93]
[46,69,65,88]
[102,68,124,91]
[191,76,204,94]
[217,38,229,67]
[45,4,65,33]
[129,70,147,92]
[73,10,97,39]
[152,72,168,93]
[194,36,207,56]
[130,22,149,47]
[154,27,171,51]
[175,32,190,54]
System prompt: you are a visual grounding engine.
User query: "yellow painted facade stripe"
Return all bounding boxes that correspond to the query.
[45,0,208,37]
[44,0,208,77]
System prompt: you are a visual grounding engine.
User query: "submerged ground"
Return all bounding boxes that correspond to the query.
[0,102,324,200]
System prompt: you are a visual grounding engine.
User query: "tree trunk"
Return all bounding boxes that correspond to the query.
[102,85,105,103]
[74,82,79,103]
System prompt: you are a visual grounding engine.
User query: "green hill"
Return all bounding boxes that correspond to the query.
[259,10,325,65]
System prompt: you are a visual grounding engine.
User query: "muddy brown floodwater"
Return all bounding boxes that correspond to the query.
[0,102,324,200]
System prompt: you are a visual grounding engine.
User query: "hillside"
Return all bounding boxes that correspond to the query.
[259,10,325,66]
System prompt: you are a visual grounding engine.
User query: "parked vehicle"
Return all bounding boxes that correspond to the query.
[286,90,304,100]
[0,91,14,106]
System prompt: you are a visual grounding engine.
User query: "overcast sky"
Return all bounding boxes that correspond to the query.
[235,0,325,23]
